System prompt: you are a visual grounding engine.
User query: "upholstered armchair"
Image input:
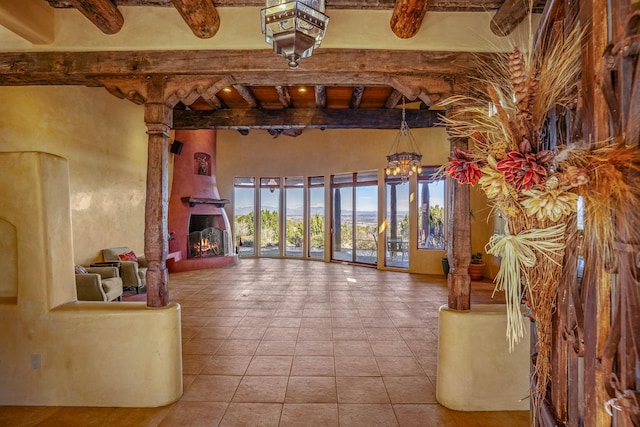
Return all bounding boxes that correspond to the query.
[102,247,148,293]
[75,266,123,302]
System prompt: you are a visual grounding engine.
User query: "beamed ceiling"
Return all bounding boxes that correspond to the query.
[0,0,548,136]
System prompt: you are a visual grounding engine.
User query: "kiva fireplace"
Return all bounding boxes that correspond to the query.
[167,129,238,272]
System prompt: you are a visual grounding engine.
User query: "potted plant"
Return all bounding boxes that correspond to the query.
[468,252,485,281]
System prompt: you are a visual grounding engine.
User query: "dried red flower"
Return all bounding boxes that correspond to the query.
[496,151,547,190]
[446,147,484,185]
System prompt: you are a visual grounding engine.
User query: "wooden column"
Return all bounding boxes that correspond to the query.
[580,0,612,424]
[446,135,471,310]
[144,76,171,308]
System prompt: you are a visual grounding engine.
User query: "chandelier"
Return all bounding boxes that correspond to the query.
[261,0,329,69]
[385,98,423,181]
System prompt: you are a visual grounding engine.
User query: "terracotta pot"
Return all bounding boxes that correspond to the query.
[468,262,485,281]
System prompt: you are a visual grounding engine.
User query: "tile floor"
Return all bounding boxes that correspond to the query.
[0,258,530,426]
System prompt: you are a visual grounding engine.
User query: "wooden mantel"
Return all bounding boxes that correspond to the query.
[180,197,230,208]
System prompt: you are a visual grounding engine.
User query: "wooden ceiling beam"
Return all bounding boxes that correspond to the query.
[170,0,220,39]
[350,86,365,109]
[173,108,442,129]
[315,86,327,108]
[390,0,429,39]
[66,0,124,35]
[275,85,292,108]
[385,89,403,109]
[203,95,223,109]
[0,49,492,86]
[489,0,529,36]
[232,84,259,108]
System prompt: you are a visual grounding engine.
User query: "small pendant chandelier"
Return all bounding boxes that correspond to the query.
[261,0,329,69]
[385,98,423,181]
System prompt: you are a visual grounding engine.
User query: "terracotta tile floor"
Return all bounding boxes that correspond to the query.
[0,258,530,426]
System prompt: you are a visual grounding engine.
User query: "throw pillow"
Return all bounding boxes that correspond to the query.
[74,265,88,274]
[118,251,138,263]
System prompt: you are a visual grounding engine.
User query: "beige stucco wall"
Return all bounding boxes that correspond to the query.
[0,85,148,266]
[0,151,182,407]
[437,304,530,411]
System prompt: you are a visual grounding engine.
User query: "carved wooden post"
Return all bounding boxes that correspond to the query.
[446,133,471,310]
[580,0,613,425]
[144,76,171,307]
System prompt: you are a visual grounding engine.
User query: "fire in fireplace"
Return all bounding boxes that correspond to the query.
[188,214,227,258]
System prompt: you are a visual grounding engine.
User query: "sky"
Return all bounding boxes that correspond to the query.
[233,179,445,215]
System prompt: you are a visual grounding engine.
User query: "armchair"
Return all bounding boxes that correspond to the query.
[75,266,123,302]
[102,247,148,293]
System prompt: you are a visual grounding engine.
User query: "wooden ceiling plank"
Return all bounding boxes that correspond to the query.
[173,108,442,129]
[489,0,529,37]
[350,86,365,109]
[390,0,429,39]
[275,85,292,107]
[232,84,259,108]
[66,0,124,35]
[170,0,220,39]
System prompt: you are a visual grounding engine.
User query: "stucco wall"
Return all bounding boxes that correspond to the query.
[0,152,182,407]
[0,85,148,265]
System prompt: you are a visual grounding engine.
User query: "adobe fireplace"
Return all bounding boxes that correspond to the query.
[167,129,238,272]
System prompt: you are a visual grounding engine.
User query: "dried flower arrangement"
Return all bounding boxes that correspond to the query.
[437,24,640,408]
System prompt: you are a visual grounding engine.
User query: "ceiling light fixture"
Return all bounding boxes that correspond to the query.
[261,0,329,69]
[267,178,279,192]
[385,98,423,182]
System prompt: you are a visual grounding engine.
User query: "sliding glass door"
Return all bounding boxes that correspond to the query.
[385,176,409,269]
[234,177,256,256]
[331,171,378,265]
[284,176,304,257]
[259,177,281,256]
[308,176,325,259]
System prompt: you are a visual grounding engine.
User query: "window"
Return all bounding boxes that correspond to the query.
[284,177,304,257]
[417,167,446,250]
[260,177,281,256]
[332,171,378,265]
[308,176,325,259]
[234,177,256,256]
[385,175,409,268]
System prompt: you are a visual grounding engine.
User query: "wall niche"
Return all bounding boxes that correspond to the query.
[194,152,211,176]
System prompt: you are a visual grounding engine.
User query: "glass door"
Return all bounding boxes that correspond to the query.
[354,171,378,264]
[259,177,281,256]
[385,176,409,269]
[331,171,378,265]
[308,176,325,259]
[284,176,304,257]
[234,177,256,256]
[332,174,353,262]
